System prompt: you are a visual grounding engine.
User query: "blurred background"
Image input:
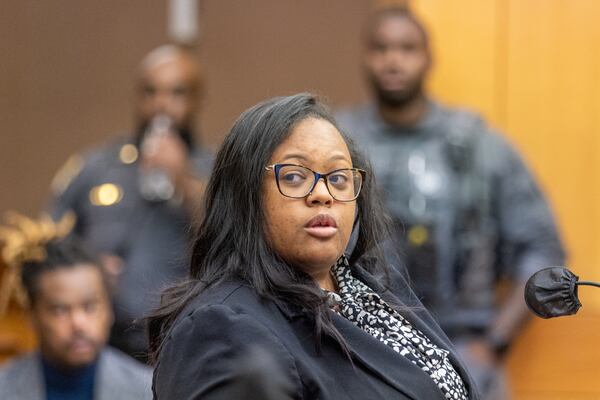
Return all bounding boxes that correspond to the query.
[1,0,599,398]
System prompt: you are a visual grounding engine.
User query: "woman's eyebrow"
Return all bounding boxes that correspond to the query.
[279,153,350,163]
[280,153,309,162]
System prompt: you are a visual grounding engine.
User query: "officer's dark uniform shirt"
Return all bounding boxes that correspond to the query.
[335,101,565,336]
[51,136,213,359]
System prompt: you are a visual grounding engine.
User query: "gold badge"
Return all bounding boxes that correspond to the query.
[408,224,429,247]
[89,183,123,206]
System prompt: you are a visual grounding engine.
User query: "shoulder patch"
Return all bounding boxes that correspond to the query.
[51,155,84,196]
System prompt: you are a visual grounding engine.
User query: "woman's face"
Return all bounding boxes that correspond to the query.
[262,117,357,275]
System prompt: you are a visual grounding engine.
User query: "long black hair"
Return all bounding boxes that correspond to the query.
[148,93,394,361]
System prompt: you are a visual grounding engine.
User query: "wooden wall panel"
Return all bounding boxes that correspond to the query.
[504,0,600,305]
[503,2,600,394]
[411,0,500,123]
[506,310,600,399]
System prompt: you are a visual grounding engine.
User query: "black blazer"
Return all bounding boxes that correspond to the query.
[153,264,479,399]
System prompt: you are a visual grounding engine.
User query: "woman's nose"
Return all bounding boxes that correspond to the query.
[307,178,333,205]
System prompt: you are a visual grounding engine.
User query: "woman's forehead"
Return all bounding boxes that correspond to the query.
[271,118,351,164]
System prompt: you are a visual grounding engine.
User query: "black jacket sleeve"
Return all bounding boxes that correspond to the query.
[153,304,300,400]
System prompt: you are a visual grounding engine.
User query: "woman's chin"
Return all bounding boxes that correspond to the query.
[298,249,343,271]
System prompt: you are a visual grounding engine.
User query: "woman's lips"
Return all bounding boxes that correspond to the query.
[304,226,338,238]
[305,214,338,239]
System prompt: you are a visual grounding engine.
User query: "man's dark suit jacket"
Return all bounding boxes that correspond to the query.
[153,264,480,399]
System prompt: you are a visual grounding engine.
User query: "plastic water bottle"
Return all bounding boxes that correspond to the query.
[138,115,176,202]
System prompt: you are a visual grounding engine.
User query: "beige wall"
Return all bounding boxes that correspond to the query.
[1,1,165,214]
[0,0,371,216]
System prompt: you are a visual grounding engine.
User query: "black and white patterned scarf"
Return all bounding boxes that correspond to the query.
[326,257,469,400]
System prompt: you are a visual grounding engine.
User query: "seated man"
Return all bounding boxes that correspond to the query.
[0,213,151,400]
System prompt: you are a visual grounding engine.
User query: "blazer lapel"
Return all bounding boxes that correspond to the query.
[26,355,46,400]
[330,312,446,400]
[380,289,475,387]
[355,266,479,399]
[96,350,121,400]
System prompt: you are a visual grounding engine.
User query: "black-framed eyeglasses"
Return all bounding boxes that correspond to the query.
[265,163,366,202]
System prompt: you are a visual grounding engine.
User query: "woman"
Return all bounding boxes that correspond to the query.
[149,94,478,399]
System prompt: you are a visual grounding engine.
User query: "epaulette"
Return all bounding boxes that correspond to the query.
[50,154,84,196]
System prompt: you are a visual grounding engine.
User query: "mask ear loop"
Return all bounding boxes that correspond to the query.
[344,207,360,260]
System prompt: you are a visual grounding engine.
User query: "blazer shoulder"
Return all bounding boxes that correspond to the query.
[100,346,152,379]
[179,281,265,316]
[155,288,302,399]
[165,281,287,352]
[0,353,44,399]
[97,347,152,400]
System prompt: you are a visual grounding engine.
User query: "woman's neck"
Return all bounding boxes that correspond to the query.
[311,268,337,292]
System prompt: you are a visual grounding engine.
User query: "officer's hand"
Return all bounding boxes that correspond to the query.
[465,338,498,369]
[141,133,190,188]
[100,253,124,288]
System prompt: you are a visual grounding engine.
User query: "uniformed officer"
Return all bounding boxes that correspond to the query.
[50,45,213,361]
[335,7,565,399]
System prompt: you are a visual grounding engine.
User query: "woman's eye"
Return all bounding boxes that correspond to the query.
[281,172,306,184]
[329,173,349,186]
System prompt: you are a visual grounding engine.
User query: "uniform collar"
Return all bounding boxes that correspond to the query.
[367,99,445,137]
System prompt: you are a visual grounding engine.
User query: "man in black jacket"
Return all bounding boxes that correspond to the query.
[336,7,565,398]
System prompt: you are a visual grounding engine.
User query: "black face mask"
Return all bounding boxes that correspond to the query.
[525,266,582,319]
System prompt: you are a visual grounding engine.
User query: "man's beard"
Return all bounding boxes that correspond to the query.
[369,75,424,108]
[135,121,195,151]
